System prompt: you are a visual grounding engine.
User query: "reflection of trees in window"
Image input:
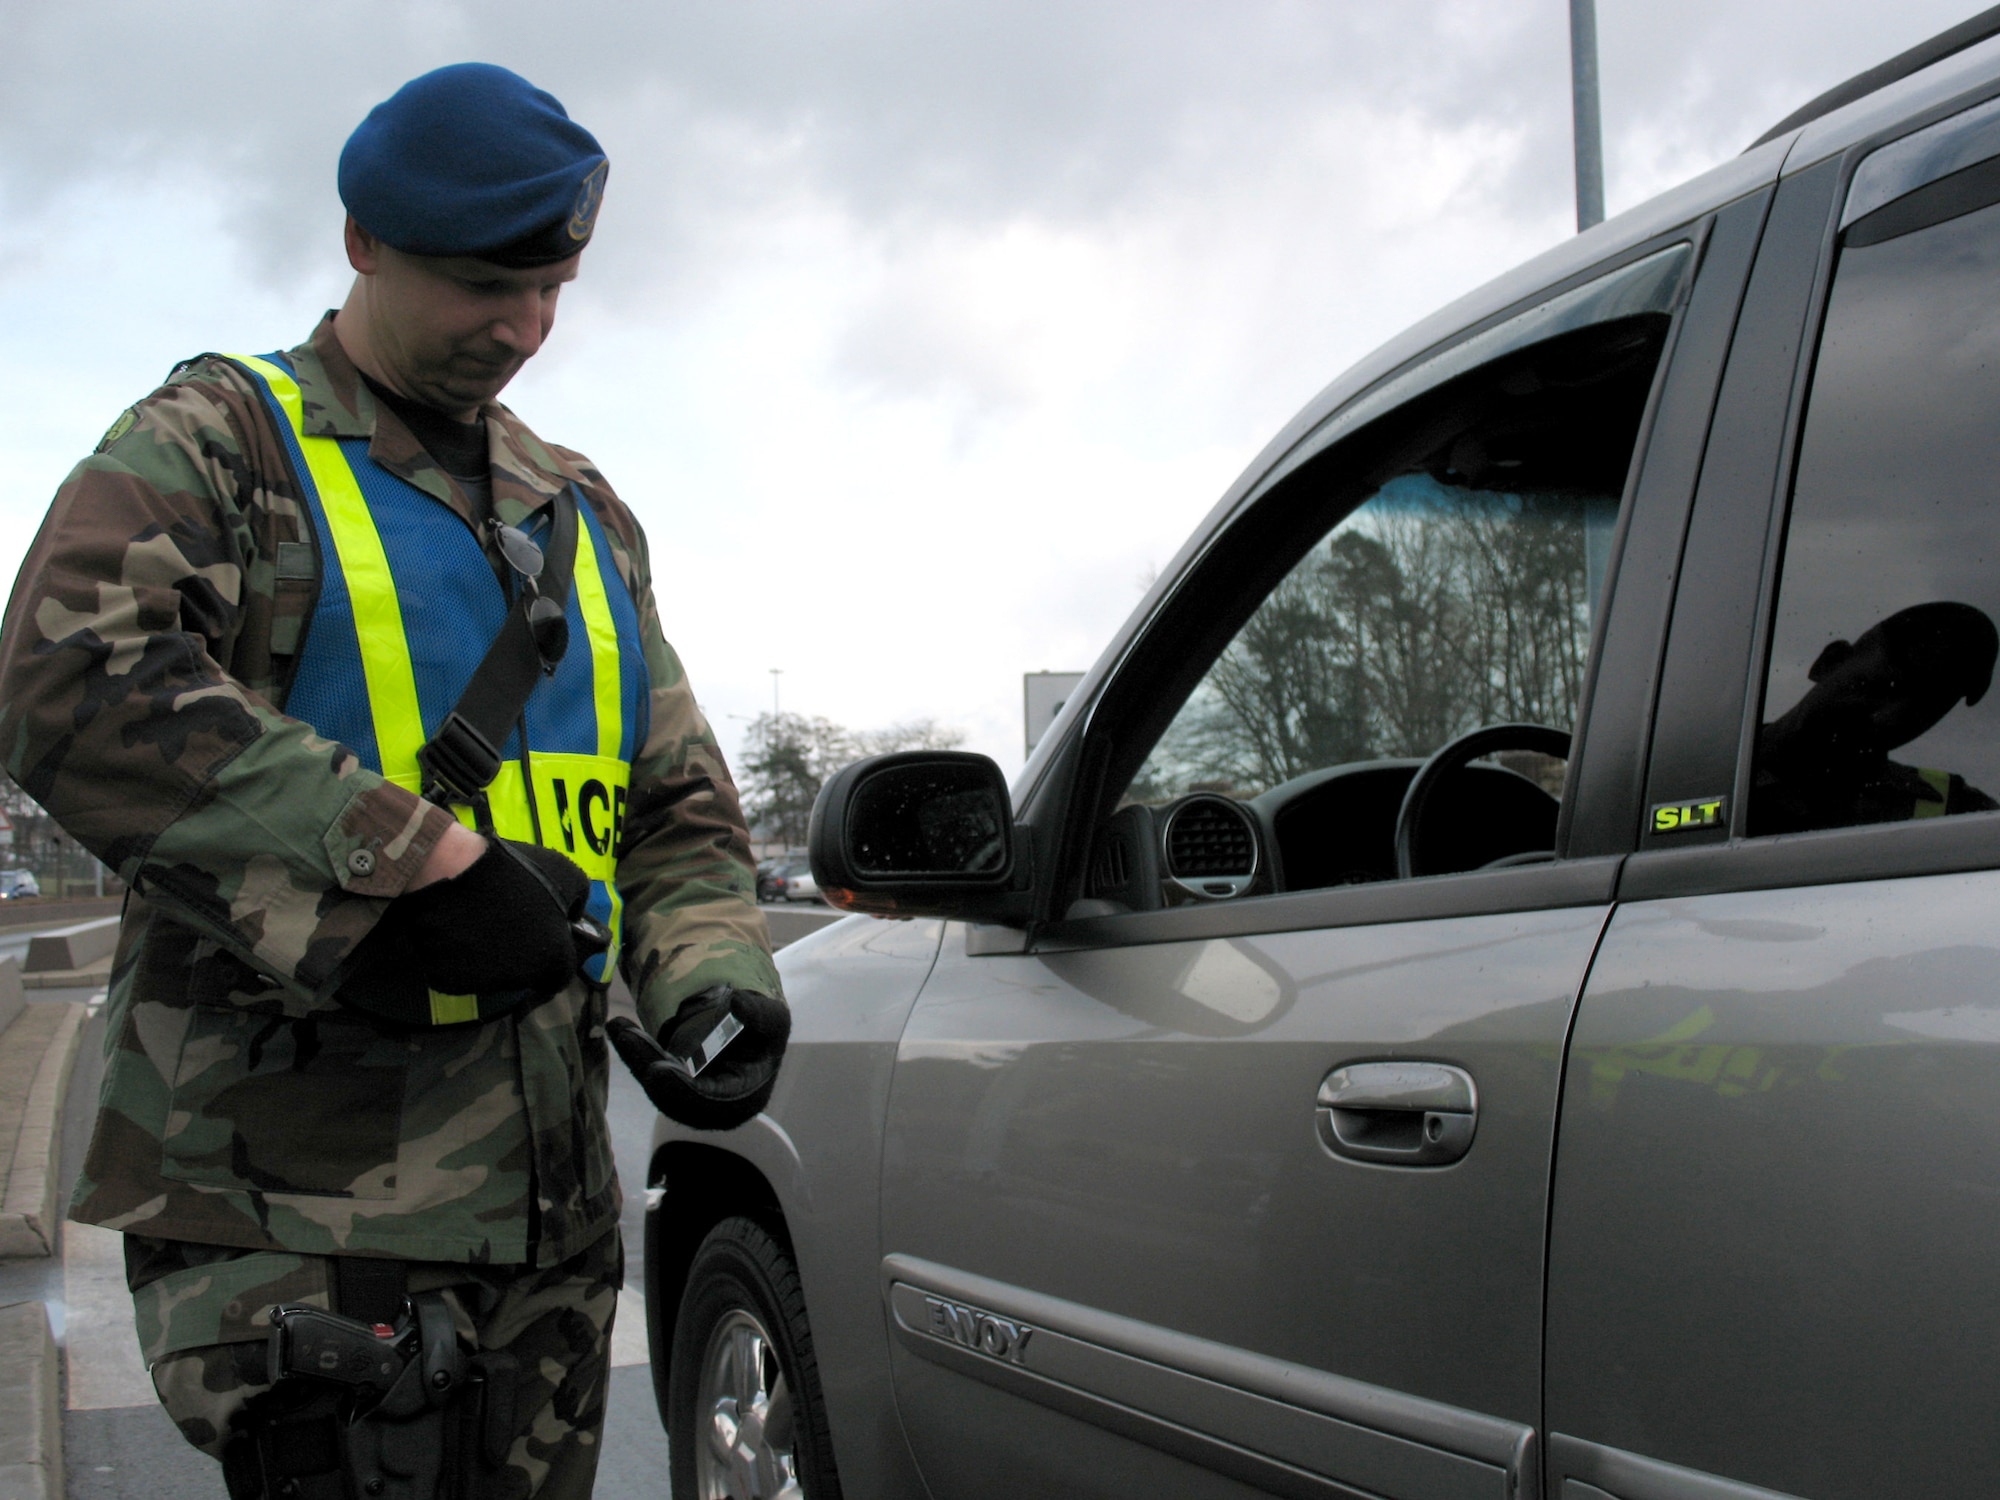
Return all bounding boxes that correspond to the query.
[1137,476,1593,800]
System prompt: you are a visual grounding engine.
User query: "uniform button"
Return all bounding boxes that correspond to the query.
[347,849,377,877]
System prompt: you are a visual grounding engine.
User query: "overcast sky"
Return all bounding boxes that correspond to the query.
[0,0,1983,776]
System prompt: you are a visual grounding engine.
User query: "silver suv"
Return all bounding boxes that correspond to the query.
[646,16,2000,1499]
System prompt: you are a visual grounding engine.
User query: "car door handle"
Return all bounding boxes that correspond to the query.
[1316,1061,1477,1167]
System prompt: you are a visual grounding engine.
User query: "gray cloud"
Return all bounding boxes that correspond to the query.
[0,4,1561,270]
[1,1,1979,299]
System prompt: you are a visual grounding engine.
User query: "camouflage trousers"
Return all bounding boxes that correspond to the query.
[124,1226,622,1500]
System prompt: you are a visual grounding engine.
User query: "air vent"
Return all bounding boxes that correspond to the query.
[1161,797,1257,899]
[1089,832,1130,896]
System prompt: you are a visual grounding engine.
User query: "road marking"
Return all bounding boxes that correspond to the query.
[611,1287,649,1368]
[65,1219,156,1410]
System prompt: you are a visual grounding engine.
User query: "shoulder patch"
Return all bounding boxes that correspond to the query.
[95,407,139,453]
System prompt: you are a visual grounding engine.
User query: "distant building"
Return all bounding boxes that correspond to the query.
[1024,672,1086,756]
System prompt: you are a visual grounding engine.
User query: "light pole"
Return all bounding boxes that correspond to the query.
[769,668,783,717]
[1570,0,1605,231]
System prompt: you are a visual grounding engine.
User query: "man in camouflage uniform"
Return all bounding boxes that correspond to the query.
[0,64,786,1499]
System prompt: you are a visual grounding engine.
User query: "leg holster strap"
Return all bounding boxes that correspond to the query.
[225,1384,346,1500]
[333,1258,409,1327]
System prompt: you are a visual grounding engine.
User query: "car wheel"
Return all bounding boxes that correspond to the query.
[669,1216,843,1500]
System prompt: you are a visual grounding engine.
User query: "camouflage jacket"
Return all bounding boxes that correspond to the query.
[0,316,780,1266]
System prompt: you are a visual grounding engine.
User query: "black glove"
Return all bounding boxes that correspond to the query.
[607,985,790,1131]
[337,838,594,1026]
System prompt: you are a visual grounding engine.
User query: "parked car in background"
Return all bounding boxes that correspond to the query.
[0,870,42,899]
[775,860,820,903]
[755,855,803,904]
[757,856,822,904]
[646,15,2000,1500]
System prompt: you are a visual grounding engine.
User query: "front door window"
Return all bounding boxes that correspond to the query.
[1098,309,1664,904]
[1132,476,1613,803]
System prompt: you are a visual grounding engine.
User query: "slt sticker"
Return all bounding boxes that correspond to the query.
[1652,796,1726,834]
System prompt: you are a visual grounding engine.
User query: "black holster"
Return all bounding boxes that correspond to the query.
[225,1293,516,1500]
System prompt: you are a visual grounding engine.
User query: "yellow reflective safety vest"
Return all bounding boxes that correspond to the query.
[1915,766,1952,817]
[232,354,648,1007]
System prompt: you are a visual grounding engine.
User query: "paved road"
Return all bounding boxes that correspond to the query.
[45,902,844,1499]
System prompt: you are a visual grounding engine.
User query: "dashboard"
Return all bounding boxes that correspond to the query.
[1084,759,1560,913]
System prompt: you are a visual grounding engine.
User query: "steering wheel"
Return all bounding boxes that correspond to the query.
[1393,722,1572,880]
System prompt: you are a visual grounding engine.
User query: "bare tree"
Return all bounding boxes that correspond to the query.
[0,778,120,895]
[853,718,966,757]
[739,713,967,849]
[738,713,855,850]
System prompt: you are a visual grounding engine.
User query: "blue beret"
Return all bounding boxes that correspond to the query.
[339,63,608,266]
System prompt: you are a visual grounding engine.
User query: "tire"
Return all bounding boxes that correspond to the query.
[668,1216,844,1500]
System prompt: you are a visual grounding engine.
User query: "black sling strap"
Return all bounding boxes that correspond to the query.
[418,487,581,807]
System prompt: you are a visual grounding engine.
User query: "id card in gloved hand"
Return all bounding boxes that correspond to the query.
[670,1010,742,1077]
[607,985,789,1131]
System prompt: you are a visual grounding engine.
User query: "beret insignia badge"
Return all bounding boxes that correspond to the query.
[568,161,609,243]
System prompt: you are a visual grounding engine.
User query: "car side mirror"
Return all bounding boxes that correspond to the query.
[809,752,1030,921]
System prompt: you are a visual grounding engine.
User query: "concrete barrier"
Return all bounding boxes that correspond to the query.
[0,1001,87,1258]
[0,1301,61,1500]
[23,915,118,974]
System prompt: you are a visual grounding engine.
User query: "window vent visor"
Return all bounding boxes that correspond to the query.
[1844,89,2000,229]
[1162,797,1258,900]
[1267,243,1693,497]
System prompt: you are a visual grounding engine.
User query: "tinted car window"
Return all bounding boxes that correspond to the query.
[1751,197,2000,836]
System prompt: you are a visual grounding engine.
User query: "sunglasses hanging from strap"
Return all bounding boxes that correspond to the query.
[418,486,582,806]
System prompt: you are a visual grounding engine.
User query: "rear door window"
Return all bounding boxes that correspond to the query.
[1751,182,2000,835]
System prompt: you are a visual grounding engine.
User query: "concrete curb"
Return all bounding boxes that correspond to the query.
[0,961,23,1037]
[0,1002,87,1258]
[0,1300,62,1500]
